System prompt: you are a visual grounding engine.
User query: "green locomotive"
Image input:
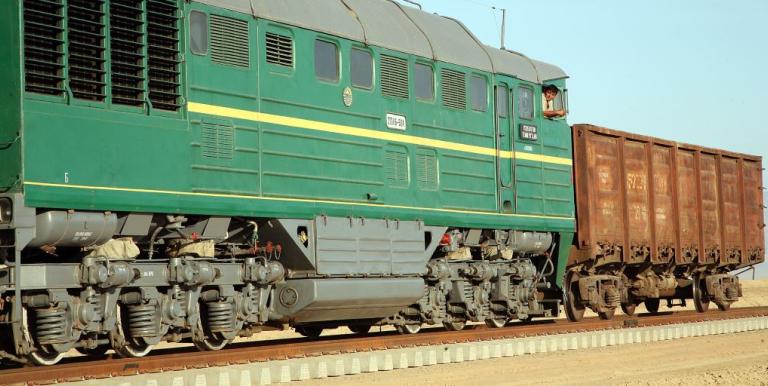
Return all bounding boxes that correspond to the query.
[0,0,761,366]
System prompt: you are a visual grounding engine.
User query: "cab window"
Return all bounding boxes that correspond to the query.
[518,85,534,120]
[414,63,434,101]
[542,85,566,119]
[351,48,372,89]
[496,86,508,118]
[471,75,487,112]
[315,40,339,82]
[190,11,208,55]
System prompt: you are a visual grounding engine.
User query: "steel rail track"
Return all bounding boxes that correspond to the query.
[2,307,767,385]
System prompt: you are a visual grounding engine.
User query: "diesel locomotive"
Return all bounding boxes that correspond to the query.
[0,0,762,365]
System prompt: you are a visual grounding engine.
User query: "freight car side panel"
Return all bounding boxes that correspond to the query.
[651,145,678,264]
[719,157,743,266]
[699,153,722,265]
[742,160,766,266]
[676,149,701,265]
[624,139,652,264]
[579,130,625,263]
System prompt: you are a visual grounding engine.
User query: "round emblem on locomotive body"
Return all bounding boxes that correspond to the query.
[279,287,299,307]
[342,87,353,107]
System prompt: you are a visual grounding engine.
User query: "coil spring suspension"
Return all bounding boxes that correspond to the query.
[127,304,159,338]
[725,286,739,300]
[206,302,234,333]
[85,295,103,324]
[34,307,67,345]
[604,286,620,306]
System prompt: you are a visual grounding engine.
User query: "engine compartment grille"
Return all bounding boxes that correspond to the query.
[23,0,66,96]
[147,0,181,111]
[68,0,107,101]
[22,0,182,112]
[110,0,145,107]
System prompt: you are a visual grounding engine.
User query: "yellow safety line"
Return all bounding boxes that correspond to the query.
[24,181,575,221]
[187,102,573,166]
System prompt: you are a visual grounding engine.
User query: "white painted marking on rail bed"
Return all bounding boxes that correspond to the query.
[68,316,768,386]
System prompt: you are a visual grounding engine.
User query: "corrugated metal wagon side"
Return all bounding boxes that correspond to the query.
[564,124,764,322]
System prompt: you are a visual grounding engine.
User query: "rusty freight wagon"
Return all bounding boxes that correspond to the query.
[564,124,765,321]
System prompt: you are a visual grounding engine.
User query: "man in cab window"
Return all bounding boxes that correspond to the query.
[542,84,566,118]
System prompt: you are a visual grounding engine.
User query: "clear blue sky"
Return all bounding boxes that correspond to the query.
[397,0,768,278]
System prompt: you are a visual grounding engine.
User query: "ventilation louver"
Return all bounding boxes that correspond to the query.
[23,0,66,96]
[441,69,466,110]
[201,122,234,160]
[210,15,249,68]
[110,0,146,107]
[265,32,293,67]
[416,150,438,190]
[385,146,409,187]
[380,55,409,99]
[67,0,106,101]
[147,0,181,111]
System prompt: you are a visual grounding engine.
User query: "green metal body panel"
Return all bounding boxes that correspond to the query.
[0,1,22,192]
[7,1,575,281]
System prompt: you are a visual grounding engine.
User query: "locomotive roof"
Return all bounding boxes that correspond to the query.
[195,0,568,83]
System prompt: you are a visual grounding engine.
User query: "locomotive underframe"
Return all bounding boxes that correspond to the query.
[0,199,561,365]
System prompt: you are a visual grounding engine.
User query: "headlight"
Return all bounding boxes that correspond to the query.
[0,198,12,224]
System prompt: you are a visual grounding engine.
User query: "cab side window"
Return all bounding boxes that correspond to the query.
[190,11,208,55]
[470,75,487,112]
[414,63,434,101]
[542,85,566,119]
[496,86,508,118]
[350,48,373,89]
[518,86,534,120]
[315,40,339,82]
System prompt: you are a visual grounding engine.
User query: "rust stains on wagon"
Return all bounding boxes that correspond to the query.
[564,124,764,322]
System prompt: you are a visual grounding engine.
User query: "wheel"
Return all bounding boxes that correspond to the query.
[348,324,372,334]
[716,302,731,312]
[115,339,152,358]
[484,317,507,328]
[193,314,229,351]
[193,335,228,351]
[564,271,586,322]
[295,326,323,339]
[692,273,710,312]
[113,305,154,358]
[645,298,660,314]
[598,307,616,320]
[75,345,109,356]
[395,324,422,335]
[28,349,65,366]
[443,320,466,331]
[621,302,637,316]
[518,315,535,325]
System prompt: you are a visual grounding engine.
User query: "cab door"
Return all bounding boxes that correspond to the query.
[495,81,514,213]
